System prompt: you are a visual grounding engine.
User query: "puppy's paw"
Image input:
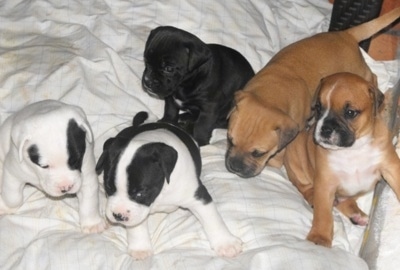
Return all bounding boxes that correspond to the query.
[0,199,17,215]
[81,219,108,233]
[129,249,153,260]
[350,213,369,226]
[306,231,332,247]
[213,235,243,257]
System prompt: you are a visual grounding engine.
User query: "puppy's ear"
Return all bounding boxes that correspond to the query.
[276,116,299,151]
[76,121,94,144]
[368,84,384,115]
[185,41,212,72]
[309,79,324,121]
[10,124,29,162]
[155,143,177,184]
[95,138,115,175]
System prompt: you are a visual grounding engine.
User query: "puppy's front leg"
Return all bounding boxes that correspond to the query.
[0,162,25,214]
[161,96,179,123]
[306,175,336,247]
[127,221,153,260]
[193,110,216,146]
[76,149,107,233]
[190,201,242,257]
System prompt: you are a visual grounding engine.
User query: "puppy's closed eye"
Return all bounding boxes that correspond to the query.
[251,150,268,158]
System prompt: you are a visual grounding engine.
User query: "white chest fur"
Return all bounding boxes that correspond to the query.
[327,136,382,197]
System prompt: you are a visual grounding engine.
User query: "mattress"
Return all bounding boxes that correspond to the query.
[0,0,399,269]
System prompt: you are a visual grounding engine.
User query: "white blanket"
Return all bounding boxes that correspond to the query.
[0,0,398,269]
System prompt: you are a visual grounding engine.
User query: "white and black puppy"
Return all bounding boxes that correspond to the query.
[96,111,242,260]
[142,26,254,146]
[0,100,106,233]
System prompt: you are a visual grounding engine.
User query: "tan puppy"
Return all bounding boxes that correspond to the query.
[283,72,400,247]
[226,7,400,178]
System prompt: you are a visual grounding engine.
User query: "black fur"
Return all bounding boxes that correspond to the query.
[66,119,86,172]
[142,26,254,146]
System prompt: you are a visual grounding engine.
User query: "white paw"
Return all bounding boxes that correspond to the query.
[213,235,243,257]
[81,219,108,233]
[0,199,17,215]
[129,249,153,260]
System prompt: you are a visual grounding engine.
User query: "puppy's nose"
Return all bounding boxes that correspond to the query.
[321,125,333,137]
[113,212,128,222]
[60,185,74,193]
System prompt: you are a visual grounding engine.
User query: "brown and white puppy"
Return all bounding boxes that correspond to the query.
[226,7,400,178]
[283,72,400,247]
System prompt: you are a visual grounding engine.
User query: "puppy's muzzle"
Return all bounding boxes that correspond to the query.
[112,212,129,222]
[225,155,258,178]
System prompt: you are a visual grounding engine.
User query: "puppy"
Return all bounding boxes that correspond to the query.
[0,100,106,233]
[283,73,400,247]
[142,26,254,146]
[96,112,242,260]
[226,7,400,178]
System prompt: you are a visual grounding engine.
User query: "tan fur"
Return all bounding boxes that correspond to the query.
[226,8,400,178]
[283,73,400,247]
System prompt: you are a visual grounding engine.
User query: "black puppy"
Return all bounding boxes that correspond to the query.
[142,26,254,146]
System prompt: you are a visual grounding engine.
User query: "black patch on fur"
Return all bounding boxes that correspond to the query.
[126,143,177,206]
[66,118,86,172]
[195,184,212,204]
[28,144,40,165]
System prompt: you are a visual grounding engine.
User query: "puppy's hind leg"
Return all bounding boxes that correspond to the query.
[335,198,368,226]
[189,199,243,257]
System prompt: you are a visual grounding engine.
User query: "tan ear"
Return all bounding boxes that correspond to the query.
[368,84,384,116]
[276,116,299,150]
[226,90,245,119]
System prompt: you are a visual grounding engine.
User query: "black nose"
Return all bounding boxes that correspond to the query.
[113,212,128,222]
[320,125,333,137]
[61,185,73,194]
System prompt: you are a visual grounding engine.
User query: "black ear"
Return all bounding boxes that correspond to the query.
[185,40,212,72]
[154,143,178,184]
[95,137,115,175]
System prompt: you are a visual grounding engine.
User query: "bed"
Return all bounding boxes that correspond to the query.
[0,0,399,269]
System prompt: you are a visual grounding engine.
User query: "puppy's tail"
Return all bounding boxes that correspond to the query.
[345,7,400,42]
[132,111,149,127]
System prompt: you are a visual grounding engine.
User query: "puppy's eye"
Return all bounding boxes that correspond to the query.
[251,150,267,158]
[163,66,173,74]
[345,109,359,119]
[313,101,322,117]
[39,164,49,169]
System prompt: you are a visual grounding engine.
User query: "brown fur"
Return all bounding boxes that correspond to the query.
[284,73,400,247]
[225,8,400,178]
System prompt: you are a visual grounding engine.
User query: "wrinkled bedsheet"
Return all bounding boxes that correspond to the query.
[0,0,398,269]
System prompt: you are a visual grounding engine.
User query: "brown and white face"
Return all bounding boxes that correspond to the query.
[225,91,299,178]
[313,72,384,150]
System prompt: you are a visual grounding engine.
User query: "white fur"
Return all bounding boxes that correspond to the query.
[108,128,242,260]
[0,100,106,233]
[327,135,382,197]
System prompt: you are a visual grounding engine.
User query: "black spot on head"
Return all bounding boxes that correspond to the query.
[67,119,86,171]
[126,143,177,206]
[28,144,40,165]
